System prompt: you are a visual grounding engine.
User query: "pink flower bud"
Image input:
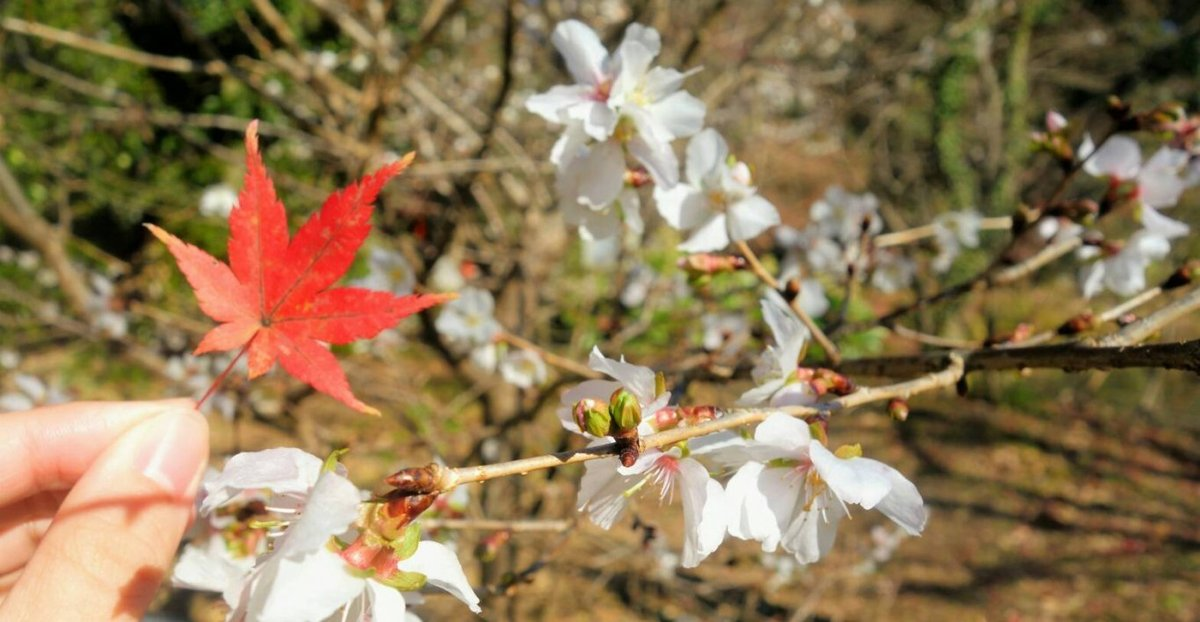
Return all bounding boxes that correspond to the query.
[1045,110,1068,133]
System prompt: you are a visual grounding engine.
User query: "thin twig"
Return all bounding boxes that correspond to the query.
[496,331,601,379]
[421,518,573,532]
[874,216,1011,248]
[734,240,841,364]
[1,17,225,74]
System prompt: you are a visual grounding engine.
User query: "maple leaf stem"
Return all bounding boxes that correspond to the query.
[197,337,254,411]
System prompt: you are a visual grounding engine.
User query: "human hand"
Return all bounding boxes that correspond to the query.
[0,400,208,621]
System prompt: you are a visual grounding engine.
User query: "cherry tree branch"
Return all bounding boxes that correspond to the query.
[734,240,842,363]
[495,330,601,379]
[0,159,92,316]
[428,355,966,492]
[874,216,1012,248]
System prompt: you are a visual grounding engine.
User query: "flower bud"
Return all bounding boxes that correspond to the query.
[887,398,909,422]
[1057,311,1097,336]
[609,388,642,433]
[1161,259,1199,290]
[679,405,717,425]
[1045,110,1068,133]
[476,530,511,563]
[677,253,748,276]
[653,407,681,431]
[574,398,611,437]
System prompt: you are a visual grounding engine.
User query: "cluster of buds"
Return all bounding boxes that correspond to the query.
[796,367,855,397]
[573,388,646,466]
[651,404,718,431]
[1031,109,1075,170]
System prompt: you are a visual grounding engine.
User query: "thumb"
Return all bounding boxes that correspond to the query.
[0,406,208,622]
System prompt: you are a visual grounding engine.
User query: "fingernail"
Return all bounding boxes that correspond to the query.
[133,410,208,498]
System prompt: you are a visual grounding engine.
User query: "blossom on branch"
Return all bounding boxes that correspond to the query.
[174,448,481,621]
[724,414,927,564]
[655,129,781,252]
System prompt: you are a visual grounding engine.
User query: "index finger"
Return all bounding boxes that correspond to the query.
[0,400,198,507]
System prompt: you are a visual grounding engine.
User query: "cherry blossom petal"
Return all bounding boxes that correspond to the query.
[678,214,730,253]
[684,129,728,186]
[273,471,361,558]
[781,496,846,564]
[616,23,662,63]
[654,184,711,230]
[398,541,482,613]
[628,127,680,188]
[1083,135,1141,180]
[809,442,893,510]
[525,85,594,123]
[588,347,658,405]
[201,448,325,513]
[737,376,788,407]
[240,548,363,622]
[577,456,634,529]
[678,458,728,567]
[1140,205,1190,239]
[727,195,781,243]
[873,468,927,535]
[558,140,626,208]
[552,20,608,86]
[172,539,254,593]
[725,462,798,552]
[761,290,809,377]
[753,413,813,457]
[1079,261,1105,299]
[363,580,409,620]
[647,91,706,139]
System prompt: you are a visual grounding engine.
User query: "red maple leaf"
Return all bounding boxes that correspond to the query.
[148,121,450,415]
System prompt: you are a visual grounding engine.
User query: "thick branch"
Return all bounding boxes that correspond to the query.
[836,340,1200,378]
[0,159,91,316]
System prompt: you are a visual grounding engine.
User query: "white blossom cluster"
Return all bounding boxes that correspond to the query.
[526,20,780,249]
[1076,133,1197,297]
[173,448,480,621]
[434,286,547,389]
[557,291,927,568]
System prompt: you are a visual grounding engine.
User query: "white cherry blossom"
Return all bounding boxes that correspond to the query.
[724,414,926,564]
[499,348,548,389]
[655,129,780,252]
[556,346,669,437]
[354,247,416,295]
[1077,230,1172,298]
[931,209,983,272]
[199,183,238,218]
[434,287,500,349]
[1080,134,1191,236]
[577,445,728,567]
[739,290,811,407]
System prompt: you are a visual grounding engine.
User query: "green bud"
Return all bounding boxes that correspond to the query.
[609,388,642,433]
[574,398,611,437]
